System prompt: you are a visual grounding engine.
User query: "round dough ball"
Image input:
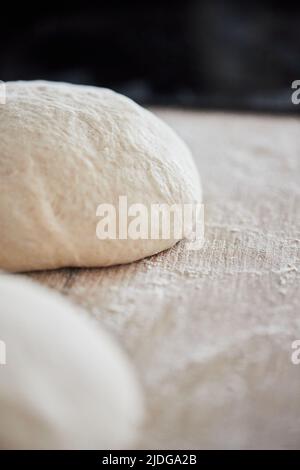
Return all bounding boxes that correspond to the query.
[0,81,201,272]
[0,274,143,449]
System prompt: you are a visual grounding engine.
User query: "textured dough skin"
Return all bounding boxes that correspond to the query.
[0,81,202,272]
[0,274,143,450]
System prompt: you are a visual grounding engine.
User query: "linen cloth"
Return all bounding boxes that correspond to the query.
[30,110,300,449]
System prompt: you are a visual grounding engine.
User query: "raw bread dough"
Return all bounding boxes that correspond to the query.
[0,273,143,449]
[0,81,202,272]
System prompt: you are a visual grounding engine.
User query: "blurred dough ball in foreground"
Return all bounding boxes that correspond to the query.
[0,274,143,449]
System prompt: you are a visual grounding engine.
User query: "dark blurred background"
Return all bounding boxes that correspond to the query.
[1,0,300,112]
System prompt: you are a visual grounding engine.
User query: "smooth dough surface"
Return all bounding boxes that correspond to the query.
[0,273,143,449]
[0,81,202,272]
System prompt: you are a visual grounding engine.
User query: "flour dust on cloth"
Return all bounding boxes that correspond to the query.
[28,110,300,450]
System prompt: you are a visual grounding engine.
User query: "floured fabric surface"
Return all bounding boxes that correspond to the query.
[29,110,300,449]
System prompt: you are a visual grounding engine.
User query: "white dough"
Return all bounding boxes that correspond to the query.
[0,274,143,449]
[0,81,202,272]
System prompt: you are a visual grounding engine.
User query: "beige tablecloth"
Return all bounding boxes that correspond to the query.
[30,110,300,449]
